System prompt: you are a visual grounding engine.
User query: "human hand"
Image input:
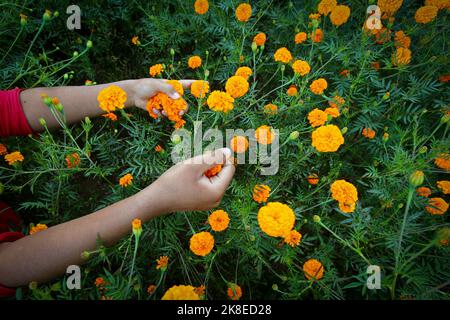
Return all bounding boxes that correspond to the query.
[149,148,235,213]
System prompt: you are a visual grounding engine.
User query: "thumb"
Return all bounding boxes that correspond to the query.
[210,161,236,189]
[187,148,232,175]
[159,81,181,100]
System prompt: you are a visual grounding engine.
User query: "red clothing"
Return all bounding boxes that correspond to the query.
[0,88,33,138]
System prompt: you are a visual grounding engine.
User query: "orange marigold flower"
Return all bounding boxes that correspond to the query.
[392,47,411,66]
[426,197,448,215]
[66,152,81,168]
[308,108,328,127]
[235,66,253,80]
[235,3,252,22]
[162,285,200,300]
[394,30,411,48]
[85,80,93,86]
[189,231,214,256]
[310,28,324,43]
[253,32,267,46]
[156,256,169,271]
[416,187,432,197]
[425,0,450,10]
[227,283,242,300]
[362,127,376,139]
[119,173,133,187]
[0,144,8,156]
[274,47,293,64]
[188,55,202,69]
[30,223,48,235]
[308,173,320,185]
[328,95,345,109]
[131,36,140,45]
[329,5,351,27]
[97,85,127,112]
[287,85,298,96]
[311,125,344,152]
[309,13,321,20]
[194,285,206,297]
[309,78,328,95]
[292,60,311,76]
[377,0,403,17]
[371,61,381,70]
[132,218,142,232]
[147,284,156,294]
[207,91,234,113]
[149,64,164,77]
[303,259,324,280]
[331,179,358,213]
[5,151,24,166]
[435,153,450,171]
[295,32,308,44]
[415,5,438,24]
[208,210,230,232]
[437,181,450,194]
[258,202,295,237]
[102,112,118,121]
[324,107,340,118]
[253,184,271,203]
[255,125,275,145]
[204,164,223,178]
[190,80,210,98]
[318,0,337,15]
[284,230,302,247]
[439,74,450,82]
[194,0,209,15]
[263,103,278,115]
[340,69,350,77]
[230,136,249,153]
[95,277,106,288]
[155,145,163,153]
[225,75,249,98]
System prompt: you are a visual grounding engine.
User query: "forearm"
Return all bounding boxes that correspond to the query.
[0,183,165,287]
[20,80,136,131]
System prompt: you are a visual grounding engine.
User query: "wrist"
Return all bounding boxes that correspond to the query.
[132,182,169,219]
[119,79,137,108]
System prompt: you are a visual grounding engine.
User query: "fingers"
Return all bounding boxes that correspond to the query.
[184,148,232,174]
[210,161,236,189]
[158,81,181,100]
[179,79,196,89]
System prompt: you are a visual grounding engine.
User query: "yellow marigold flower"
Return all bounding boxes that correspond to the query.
[190,231,214,256]
[97,85,127,112]
[30,223,48,235]
[208,210,230,232]
[309,78,328,95]
[310,28,324,43]
[258,202,295,238]
[416,187,432,197]
[147,284,156,295]
[324,107,340,118]
[255,125,275,145]
[318,0,337,16]
[149,64,164,77]
[253,184,271,203]
[132,218,142,231]
[190,80,210,99]
[263,103,278,115]
[194,0,209,15]
[225,75,249,98]
[253,32,267,46]
[312,124,344,152]
[331,180,358,213]
[204,164,222,178]
[330,5,351,27]
[308,108,328,127]
[426,197,448,215]
[0,144,7,156]
[425,0,449,10]
[392,47,411,66]
[235,66,253,80]
[292,60,311,76]
[227,283,242,300]
[194,285,206,297]
[119,173,133,187]
[235,3,252,22]
[156,256,169,270]
[5,151,24,166]
[338,201,356,213]
[131,36,140,46]
[437,181,450,194]
[415,5,438,24]
[394,30,411,49]
[328,95,345,109]
[188,55,202,69]
[295,32,307,44]
[435,153,450,171]
[303,259,324,280]
[66,152,81,168]
[362,127,376,139]
[274,47,293,64]
[230,136,249,153]
[162,285,200,300]
[284,230,302,247]
[287,85,298,96]
[377,0,403,17]
[207,91,234,113]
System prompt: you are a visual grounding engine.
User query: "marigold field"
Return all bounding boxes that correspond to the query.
[1,0,449,300]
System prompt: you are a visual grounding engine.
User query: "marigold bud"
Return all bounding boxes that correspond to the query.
[20,14,27,26]
[289,131,299,140]
[383,132,389,142]
[43,10,52,21]
[86,40,93,49]
[170,48,175,56]
[272,284,279,290]
[419,146,428,154]
[53,11,59,18]
[441,114,450,124]
[81,251,90,260]
[73,51,79,57]
[382,92,390,100]
[63,73,69,80]
[29,281,38,290]
[280,64,285,72]
[85,116,91,124]
[39,118,46,126]
[171,134,181,144]
[341,127,348,134]
[313,215,321,223]
[409,170,424,187]
[251,41,257,53]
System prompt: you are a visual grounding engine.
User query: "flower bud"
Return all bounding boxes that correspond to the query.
[409,170,424,187]
[73,51,79,57]
[204,69,210,78]
[251,41,257,53]
[53,11,59,18]
[280,64,285,72]
[55,103,64,112]
[85,116,91,125]
[20,14,27,26]
[44,97,52,105]
[171,134,181,144]
[441,114,450,124]
[63,73,69,80]
[382,91,390,100]
[289,131,299,140]
[86,40,93,49]
[272,284,279,291]
[419,146,428,154]
[81,251,90,260]
[383,132,389,142]
[29,281,38,290]
[43,9,52,21]
[39,118,46,126]
[170,48,175,56]
[341,127,348,134]
[313,215,321,223]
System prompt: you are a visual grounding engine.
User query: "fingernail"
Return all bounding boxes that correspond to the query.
[179,110,184,116]
[162,110,167,116]
[222,148,232,159]
[172,93,180,99]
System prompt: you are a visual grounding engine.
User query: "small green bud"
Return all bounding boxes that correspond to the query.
[205,50,209,56]
[204,69,210,78]
[55,103,64,112]
[53,11,59,18]
[20,14,27,26]
[170,48,175,56]
[251,41,257,53]
[171,134,181,144]
[289,131,299,140]
[280,64,285,72]
[409,170,424,187]
[382,91,390,100]
[73,51,79,57]
[29,281,38,290]
[39,118,46,126]
[419,146,428,154]
[44,97,52,105]
[441,114,450,124]
[85,116,91,124]
[341,127,348,134]
[313,215,321,223]
[272,284,279,291]
[81,251,90,260]
[43,10,52,21]
[86,40,93,49]
[63,73,69,80]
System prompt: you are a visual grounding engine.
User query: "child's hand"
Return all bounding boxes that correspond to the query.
[150,148,235,213]
[128,78,195,117]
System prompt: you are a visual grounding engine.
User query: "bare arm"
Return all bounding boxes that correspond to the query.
[0,148,234,287]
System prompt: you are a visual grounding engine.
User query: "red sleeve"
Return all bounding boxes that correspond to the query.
[0,201,24,298]
[0,88,33,138]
